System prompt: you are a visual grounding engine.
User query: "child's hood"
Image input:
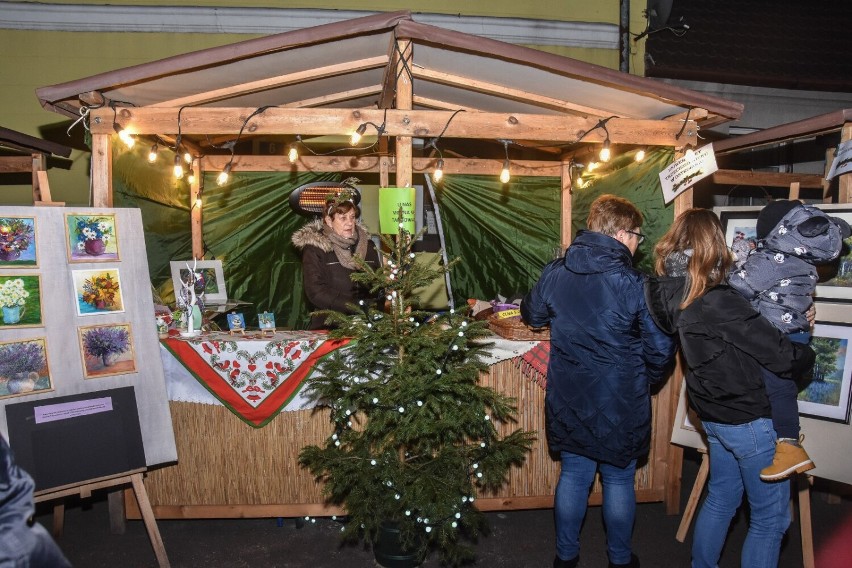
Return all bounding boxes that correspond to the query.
[761,204,850,263]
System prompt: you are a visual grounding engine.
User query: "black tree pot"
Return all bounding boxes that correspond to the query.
[373,521,426,568]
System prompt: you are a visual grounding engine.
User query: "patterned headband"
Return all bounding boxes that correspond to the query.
[325,188,356,217]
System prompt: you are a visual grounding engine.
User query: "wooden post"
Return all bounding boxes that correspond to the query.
[839,122,852,204]
[788,181,800,201]
[91,133,113,207]
[394,39,412,189]
[560,161,573,249]
[190,159,203,259]
[31,153,44,202]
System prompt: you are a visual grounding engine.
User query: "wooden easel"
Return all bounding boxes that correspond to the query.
[676,451,814,568]
[34,468,170,568]
[33,170,65,207]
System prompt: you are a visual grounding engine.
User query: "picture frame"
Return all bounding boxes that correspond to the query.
[71,268,124,316]
[0,273,44,328]
[170,260,227,304]
[226,312,246,331]
[670,378,707,451]
[65,213,120,262]
[258,311,276,330]
[0,337,53,400]
[77,323,137,379]
[799,322,852,424]
[714,204,852,303]
[0,216,38,267]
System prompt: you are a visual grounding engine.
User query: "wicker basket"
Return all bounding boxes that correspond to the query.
[488,313,550,341]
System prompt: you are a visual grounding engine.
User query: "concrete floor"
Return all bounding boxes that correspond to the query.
[36,449,852,567]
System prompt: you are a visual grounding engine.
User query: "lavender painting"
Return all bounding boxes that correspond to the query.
[0,338,52,399]
[78,323,136,378]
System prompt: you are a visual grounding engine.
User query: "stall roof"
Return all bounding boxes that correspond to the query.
[714,109,852,156]
[36,10,742,150]
[0,126,71,158]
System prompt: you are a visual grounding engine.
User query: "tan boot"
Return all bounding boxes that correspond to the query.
[760,436,815,481]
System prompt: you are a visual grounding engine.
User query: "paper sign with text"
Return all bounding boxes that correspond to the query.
[826,139,852,180]
[379,187,416,234]
[659,144,719,203]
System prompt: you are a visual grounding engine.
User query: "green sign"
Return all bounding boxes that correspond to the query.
[379,187,416,234]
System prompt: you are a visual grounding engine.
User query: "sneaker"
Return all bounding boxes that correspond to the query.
[609,553,640,568]
[760,436,815,481]
[553,555,579,568]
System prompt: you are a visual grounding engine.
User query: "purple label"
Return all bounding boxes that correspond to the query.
[34,397,114,424]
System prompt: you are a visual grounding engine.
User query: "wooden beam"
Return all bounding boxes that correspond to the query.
[560,161,573,249]
[411,95,482,112]
[396,39,413,188]
[840,123,852,204]
[711,169,825,188]
[155,56,389,108]
[91,133,112,207]
[0,156,33,173]
[190,160,203,259]
[378,33,402,109]
[201,155,561,176]
[285,85,382,109]
[412,67,633,119]
[92,107,697,147]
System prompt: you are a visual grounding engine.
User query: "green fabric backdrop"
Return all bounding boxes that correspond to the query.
[113,142,673,328]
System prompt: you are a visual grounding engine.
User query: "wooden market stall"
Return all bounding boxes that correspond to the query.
[33,11,744,519]
[0,126,71,204]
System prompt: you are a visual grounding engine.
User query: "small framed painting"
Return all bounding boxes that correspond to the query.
[170,260,227,303]
[0,216,38,267]
[0,337,53,400]
[65,213,120,262]
[670,377,707,451]
[78,323,137,379]
[71,268,124,316]
[0,274,43,328]
[226,312,246,331]
[258,311,276,330]
[799,322,852,424]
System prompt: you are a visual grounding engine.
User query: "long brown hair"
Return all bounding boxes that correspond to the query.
[654,208,732,308]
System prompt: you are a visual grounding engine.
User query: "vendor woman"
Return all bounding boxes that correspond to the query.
[291,189,381,330]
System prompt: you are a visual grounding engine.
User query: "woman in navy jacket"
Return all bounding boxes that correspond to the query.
[521,195,675,568]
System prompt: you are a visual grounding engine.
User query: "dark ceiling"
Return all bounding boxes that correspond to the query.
[645,0,852,93]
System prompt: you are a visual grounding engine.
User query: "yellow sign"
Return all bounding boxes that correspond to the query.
[379,187,416,234]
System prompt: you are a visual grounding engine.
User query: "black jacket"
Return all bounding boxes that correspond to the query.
[645,276,815,424]
[521,231,675,467]
[291,219,380,330]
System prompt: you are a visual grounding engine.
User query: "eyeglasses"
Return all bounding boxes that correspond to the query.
[625,230,646,244]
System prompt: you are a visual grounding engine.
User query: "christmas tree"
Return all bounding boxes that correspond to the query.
[299,217,534,566]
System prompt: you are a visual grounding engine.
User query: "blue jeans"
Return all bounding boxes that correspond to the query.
[692,418,790,568]
[555,452,637,564]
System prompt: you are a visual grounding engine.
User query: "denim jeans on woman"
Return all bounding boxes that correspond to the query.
[692,417,790,568]
[555,452,637,565]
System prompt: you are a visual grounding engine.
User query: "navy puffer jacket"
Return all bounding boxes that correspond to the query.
[521,231,675,467]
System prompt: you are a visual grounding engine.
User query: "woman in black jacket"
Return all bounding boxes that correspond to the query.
[291,191,380,330]
[646,208,815,568]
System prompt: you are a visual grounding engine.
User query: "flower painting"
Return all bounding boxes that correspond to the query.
[78,323,136,378]
[0,217,37,267]
[0,337,52,399]
[65,213,119,262]
[0,274,43,328]
[72,268,124,316]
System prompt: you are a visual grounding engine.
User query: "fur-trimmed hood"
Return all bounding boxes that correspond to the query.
[291,218,372,252]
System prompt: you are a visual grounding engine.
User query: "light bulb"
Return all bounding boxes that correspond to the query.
[147,143,158,163]
[434,158,444,182]
[288,145,298,163]
[599,139,611,162]
[350,124,367,146]
[187,172,196,185]
[217,163,232,186]
[113,123,135,148]
[500,159,511,184]
[635,148,646,162]
[173,155,184,179]
[195,197,202,209]
[587,161,598,172]
[183,151,192,164]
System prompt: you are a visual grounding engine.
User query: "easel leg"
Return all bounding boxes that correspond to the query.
[676,451,709,543]
[797,474,814,568]
[130,473,171,568]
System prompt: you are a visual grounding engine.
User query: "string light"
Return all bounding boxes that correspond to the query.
[111,103,135,148]
[635,148,646,162]
[433,158,444,182]
[599,138,611,162]
[173,154,184,179]
[216,162,232,186]
[147,143,158,163]
[499,139,511,183]
[350,123,367,146]
[288,144,299,163]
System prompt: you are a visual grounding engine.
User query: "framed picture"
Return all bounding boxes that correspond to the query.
[71,268,124,316]
[258,311,276,330]
[799,322,852,423]
[170,260,227,303]
[65,213,120,262]
[77,323,137,379]
[0,337,53,399]
[714,204,852,303]
[226,312,246,331]
[0,274,44,328]
[0,216,38,267]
